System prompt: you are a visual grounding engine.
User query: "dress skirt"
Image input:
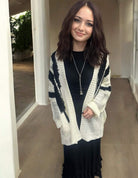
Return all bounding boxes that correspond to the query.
[62,139,102,178]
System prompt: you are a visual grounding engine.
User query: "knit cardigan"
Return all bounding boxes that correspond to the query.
[48,52,111,146]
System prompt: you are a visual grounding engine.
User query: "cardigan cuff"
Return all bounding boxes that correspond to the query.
[87,102,100,117]
[55,119,62,128]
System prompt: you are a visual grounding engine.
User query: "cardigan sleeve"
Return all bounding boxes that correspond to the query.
[48,57,62,128]
[87,55,111,117]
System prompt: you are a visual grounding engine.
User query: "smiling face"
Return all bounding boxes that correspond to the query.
[71,5,94,51]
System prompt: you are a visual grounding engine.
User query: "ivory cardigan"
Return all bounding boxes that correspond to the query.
[48,52,111,146]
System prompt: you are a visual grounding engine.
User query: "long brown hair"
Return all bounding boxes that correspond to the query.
[57,0,109,66]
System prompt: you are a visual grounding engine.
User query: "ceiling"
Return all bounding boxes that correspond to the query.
[8,0,122,16]
[9,0,30,16]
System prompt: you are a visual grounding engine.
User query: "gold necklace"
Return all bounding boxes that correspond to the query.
[71,53,87,95]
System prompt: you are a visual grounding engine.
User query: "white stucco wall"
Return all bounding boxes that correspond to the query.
[49,0,74,52]
[31,0,50,105]
[0,0,20,177]
[119,0,133,78]
[92,0,121,77]
[130,0,138,102]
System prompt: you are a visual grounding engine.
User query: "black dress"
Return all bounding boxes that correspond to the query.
[62,51,102,178]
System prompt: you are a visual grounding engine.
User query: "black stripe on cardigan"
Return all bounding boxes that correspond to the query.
[51,52,61,89]
[100,86,111,91]
[49,70,65,113]
[49,55,70,122]
[49,92,55,98]
[95,56,107,95]
[49,70,55,85]
[104,66,110,78]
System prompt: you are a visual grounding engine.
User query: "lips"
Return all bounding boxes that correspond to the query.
[75,31,84,37]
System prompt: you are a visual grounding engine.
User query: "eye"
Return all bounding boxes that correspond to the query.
[86,22,94,27]
[73,18,81,23]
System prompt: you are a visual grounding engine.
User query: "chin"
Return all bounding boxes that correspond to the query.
[75,39,87,43]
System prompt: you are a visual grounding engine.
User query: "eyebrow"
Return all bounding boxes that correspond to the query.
[75,15,94,23]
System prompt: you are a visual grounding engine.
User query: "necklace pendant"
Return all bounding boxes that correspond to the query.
[80,90,83,95]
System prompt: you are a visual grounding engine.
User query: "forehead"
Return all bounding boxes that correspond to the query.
[75,6,94,21]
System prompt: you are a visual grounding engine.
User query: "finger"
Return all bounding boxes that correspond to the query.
[83,111,89,117]
[84,115,91,119]
[82,108,88,114]
[83,110,91,116]
[83,112,91,118]
[83,111,93,119]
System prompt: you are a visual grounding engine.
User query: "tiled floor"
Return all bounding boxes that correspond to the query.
[17,78,138,178]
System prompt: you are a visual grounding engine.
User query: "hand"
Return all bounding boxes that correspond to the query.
[82,107,94,119]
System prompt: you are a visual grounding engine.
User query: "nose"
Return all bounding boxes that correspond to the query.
[78,22,85,31]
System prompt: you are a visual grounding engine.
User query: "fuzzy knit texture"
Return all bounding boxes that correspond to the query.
[48,51,111,146]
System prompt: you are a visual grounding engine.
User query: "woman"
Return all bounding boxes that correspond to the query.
[48,0,111,178]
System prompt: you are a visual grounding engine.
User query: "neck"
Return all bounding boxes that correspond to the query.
[73,41,86,52]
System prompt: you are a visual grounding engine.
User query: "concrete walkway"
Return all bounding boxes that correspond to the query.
[18,78,138,178]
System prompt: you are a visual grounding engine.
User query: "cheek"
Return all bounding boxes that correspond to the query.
[71,23,76,31]
[89,28,93,35]
[87,28,93,38]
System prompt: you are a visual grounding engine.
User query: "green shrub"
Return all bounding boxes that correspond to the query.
[10,11,32,53]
